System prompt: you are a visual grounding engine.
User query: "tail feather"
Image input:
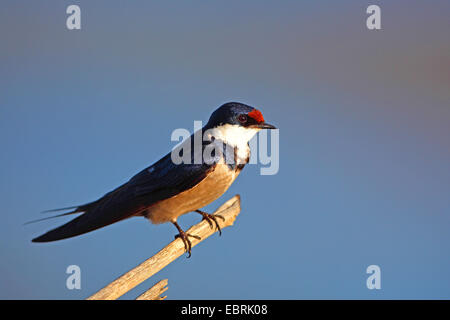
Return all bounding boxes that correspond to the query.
[40,200,100,214]
[40,206,80,214]
[31,183,142,242]
[31,209,133,242]
[24,210,79,225]
[31,190,138,242]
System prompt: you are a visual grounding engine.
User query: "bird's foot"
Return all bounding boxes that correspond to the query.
[174,230,201,258]
[196,210,225,236]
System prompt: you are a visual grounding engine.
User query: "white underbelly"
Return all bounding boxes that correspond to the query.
[145,164,240,224]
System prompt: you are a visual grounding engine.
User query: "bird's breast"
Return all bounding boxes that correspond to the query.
[145,163,241,224]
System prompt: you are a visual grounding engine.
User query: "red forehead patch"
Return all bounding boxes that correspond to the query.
[248,109,265,123]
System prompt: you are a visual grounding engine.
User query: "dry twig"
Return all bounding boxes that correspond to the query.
[136,279,168,300]
[87,195,241,300]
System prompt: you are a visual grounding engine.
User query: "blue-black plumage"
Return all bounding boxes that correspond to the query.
[31,102,276,255]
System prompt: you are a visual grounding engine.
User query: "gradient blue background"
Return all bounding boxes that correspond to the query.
[1,1,449,299]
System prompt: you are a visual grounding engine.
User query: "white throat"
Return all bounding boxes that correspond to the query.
[206,124,259,146]
[205,124,259,160]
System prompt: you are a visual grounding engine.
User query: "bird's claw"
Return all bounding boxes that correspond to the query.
[196,210,225,236]
[175,231,201,258]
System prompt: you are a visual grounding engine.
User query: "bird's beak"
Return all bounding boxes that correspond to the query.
[252,122,277,129]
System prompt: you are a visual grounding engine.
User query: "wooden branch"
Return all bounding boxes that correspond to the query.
[136,279,168,300]
[87,194,241,300]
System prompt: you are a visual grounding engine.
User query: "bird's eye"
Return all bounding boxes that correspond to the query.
[238,114,247,123]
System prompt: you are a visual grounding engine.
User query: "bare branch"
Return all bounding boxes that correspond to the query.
[136,279,168,300]
[87,195,241,300]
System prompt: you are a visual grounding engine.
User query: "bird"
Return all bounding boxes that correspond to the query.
[31,102,277,256]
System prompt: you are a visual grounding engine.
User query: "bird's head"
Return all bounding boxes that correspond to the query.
[204,102,276,146]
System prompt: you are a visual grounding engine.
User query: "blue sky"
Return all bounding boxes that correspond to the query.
[1,1,450,299]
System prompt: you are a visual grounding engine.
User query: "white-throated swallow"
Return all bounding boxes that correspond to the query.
[31,102,276,256]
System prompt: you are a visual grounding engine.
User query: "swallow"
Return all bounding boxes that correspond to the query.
[31,102,276,256]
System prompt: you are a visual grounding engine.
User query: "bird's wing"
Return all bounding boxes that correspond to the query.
[32,142,217,242]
